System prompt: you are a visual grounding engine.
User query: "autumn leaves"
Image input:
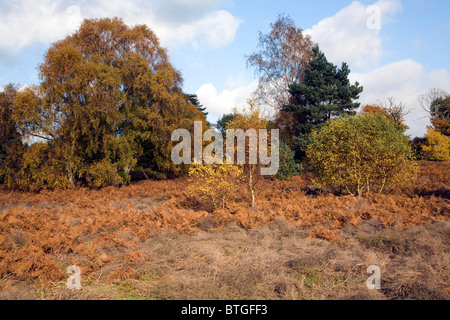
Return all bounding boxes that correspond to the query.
[0,18,207,190]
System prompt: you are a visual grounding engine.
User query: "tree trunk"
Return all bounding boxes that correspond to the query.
[67,138,75,188]
[249,166,255,207]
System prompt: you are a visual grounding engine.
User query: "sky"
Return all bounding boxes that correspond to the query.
[0,0,449,138]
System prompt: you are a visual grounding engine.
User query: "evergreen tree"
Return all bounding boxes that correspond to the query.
[276,141,302,181]
[216,113,236,134]
[0,84,19,164]
[283,45,363,159]
[186,94,208,117]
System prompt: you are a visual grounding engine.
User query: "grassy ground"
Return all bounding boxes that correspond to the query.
[0,161,448,300]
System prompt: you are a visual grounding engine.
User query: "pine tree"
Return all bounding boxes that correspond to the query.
[216,113,236,134]
[0,84,19,164]
[186,94,208,117]
[283,45,363,159]
[276,141,302,181]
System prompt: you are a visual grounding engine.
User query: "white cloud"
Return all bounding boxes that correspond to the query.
[427,69,450,91]
[349,59,426,137]
[350,59,425,103]
[303,0,450,137]
[305,0,402,70]
[154,10,242,50]
[0,0,241,58]
[174,0,220,5]
[0,0,74,58]
[196,81,258,119]
[349,59,450,138]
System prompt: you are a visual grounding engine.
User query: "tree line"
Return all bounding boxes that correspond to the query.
[0,15,449,194]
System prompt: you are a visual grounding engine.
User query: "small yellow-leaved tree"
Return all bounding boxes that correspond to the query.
[188,100,274,209]
[188,164,244,210]
[422,128,450,161]
[226,101,271,206]
[307,113,417,196]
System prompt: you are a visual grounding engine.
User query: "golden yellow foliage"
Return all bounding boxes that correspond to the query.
[226,100,271,206]
[3,18,208,191]
[422,128,450,161]
[7,143,72,192]
[188,164,244,210]
[83,159,124,188]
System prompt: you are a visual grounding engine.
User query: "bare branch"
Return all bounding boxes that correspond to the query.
[418,88,447,116]
[378,97,412,130]
[246,14,314,112]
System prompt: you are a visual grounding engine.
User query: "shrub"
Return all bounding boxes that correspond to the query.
[422,128,450,161]
[306,113,418,196]
[276,141,302,180]
[83,159,124,188]
[188,164,244,210]
[410,137,427,160]
[4,143,71,192]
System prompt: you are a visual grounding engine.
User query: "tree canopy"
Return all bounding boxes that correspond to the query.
[246,14,314,111]
[4,18,206,190]
[186,93,208,118]
[216,113,236,135]
[282,45,363,159]
[362,99,410,132]
[422,128,450,161]
[430,95,450,137]
[307,113,417,196]
[0,84,23,184]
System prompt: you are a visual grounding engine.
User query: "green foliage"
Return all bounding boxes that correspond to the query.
[0,84,22,183]
[276,141,302,180]
[186,93,208,117]
[216,113,236,134]
[306,113,417,196]
[136,167,167,181]
[283,45,363,160]
[410,137,427,160]
[430,95,450,137]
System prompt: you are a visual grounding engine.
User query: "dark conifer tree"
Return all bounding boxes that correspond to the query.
[284,45,363,159]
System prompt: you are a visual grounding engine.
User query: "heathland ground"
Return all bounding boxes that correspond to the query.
[0,161,448,300]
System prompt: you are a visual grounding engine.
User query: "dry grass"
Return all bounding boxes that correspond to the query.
[0,161,448,300]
